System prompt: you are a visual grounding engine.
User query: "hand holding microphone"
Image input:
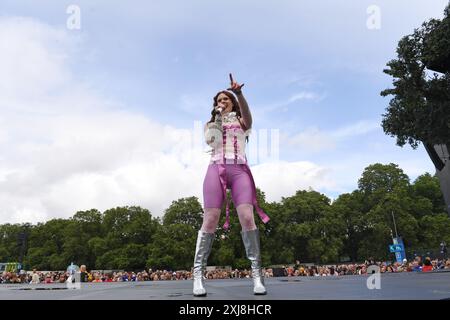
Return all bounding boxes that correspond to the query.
[214,106,223,125]
[215,104,224,115]
[206,107,223,147]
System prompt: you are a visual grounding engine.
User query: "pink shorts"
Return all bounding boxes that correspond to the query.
[203,164,253,209]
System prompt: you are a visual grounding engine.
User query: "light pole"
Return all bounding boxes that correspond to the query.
[382,197,399,238]
[383,197,406,263]
[391,210,399,238]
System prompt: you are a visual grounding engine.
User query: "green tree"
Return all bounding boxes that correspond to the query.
[23,219,72,270]
[146,223,197,270]
[332,191,366,262]
[358,163,410,210]
[61,209,103,268]
[268,190,343,264]
[88,237,108,259]
[162,197,203,230]
[0,223,31,263]
[380,4,450,148]
[103,206,158,248]
[410,173,447,216]
[340,163,432,261]
[418,213,450,250]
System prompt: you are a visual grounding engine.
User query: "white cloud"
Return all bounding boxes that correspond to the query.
[251,161,336,202]
[287,92,322,103]
[256,90,325,114]
[0,12,434,225]
[0,16,73,100]
[0,16,212,224]
[284,120,380,153]
[332,120,381,139]
[284,127,336,153]
[0,16,340,224]
[277,121,435,198]
[318,144,437,198]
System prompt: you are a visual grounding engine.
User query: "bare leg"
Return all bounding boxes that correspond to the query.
[236,203,257,231]
[200,207,221,233]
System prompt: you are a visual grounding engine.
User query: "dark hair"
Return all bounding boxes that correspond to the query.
[208,90,249,142]
[208,90,241,123]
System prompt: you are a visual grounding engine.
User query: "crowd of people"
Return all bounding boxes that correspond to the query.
[1,256,449,284]
[283,256,450,277]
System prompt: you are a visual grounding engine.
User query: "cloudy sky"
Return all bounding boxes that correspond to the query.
[0,0,448,224]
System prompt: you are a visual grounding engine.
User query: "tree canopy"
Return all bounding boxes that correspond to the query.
[381,3,450,148]
[1,163,448,270]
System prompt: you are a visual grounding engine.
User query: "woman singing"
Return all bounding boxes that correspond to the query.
[192,74,270,296]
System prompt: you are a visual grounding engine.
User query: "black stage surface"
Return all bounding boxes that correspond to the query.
[1,271,450,300]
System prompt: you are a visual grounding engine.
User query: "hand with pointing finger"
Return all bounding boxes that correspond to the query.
[227,73,244,94]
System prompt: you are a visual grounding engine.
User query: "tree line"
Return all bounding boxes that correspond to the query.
[1,163,449,271]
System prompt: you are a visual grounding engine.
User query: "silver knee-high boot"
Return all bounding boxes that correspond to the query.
[241,229,267,295]
[193,230,215,296]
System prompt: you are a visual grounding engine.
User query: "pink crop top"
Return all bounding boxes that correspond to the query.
[205,112,249,164]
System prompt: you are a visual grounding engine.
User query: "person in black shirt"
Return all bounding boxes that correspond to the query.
[79,265,88,282]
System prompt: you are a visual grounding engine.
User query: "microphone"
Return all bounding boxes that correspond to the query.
[215,107,223,115]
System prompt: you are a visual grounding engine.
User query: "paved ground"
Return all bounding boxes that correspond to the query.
[1,271,450,300]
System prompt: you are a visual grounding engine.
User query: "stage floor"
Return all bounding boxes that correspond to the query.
[1,271,450,300]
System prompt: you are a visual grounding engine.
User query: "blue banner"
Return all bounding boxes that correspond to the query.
[391,237,406,263]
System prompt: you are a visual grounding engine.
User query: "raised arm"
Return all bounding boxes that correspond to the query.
[235,91,252,130]
[228,73,252,130]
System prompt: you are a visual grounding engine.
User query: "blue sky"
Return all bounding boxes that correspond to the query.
[0,0,448,223]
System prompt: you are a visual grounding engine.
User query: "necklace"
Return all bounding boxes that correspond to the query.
[222,111,238,124]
